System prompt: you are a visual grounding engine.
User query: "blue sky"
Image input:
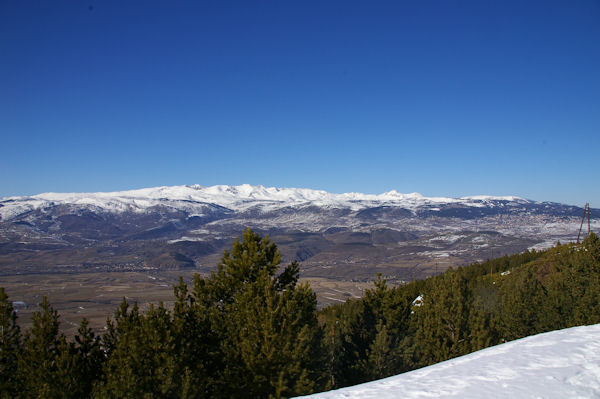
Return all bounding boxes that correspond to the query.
[1,1,599,207]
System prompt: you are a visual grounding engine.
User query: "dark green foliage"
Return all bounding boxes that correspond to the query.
[213,228,282,304]
[1,295,104,399]
[498,269,545,340]
[171,278,222,398]
[468,282,499,351]
[322,233,600,389]
[16,296,86,398]
[275,260,300,290]
[0,288,20,399]
[190,228,326,398]
[326,298,374,386]
[322,275,417,388]
[1,231,599,397]
[94,228,326,399]
[95,301,180,398]
[566,233,600,325]
[414,270,473,365]
[70,318,105,397]
[223,274,325,397]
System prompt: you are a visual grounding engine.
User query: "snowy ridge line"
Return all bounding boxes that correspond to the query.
[0,183,530,221]
[298,323,600,399]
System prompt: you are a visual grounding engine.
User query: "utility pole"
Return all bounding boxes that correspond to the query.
[577,203,592,244]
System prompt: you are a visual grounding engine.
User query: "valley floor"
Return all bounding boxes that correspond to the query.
[2,271,374,335]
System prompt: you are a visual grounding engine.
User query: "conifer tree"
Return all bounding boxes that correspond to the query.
[17,296,65,398]
[571,233,600,325]
[69,318,105,397]
[499,269,546,341]
[322,275,415,388]
[54,334,85,398]
[213,228,282,304]
[468,283,500,351]
[223,271,325,398]
[367,321,395,379]
[94,300,180,398]
[190,228,326,398]
[0,288,21,399]
[333,298,376,386]
[171,278,222,398]
[414,270,472,366]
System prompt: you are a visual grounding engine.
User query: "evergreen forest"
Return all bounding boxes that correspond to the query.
[1,228,600,398]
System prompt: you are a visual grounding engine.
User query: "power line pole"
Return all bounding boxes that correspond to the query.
[577,203,591,244]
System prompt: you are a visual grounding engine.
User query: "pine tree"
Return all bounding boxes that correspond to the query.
[498,269,545,341]
[330,296,381,387]
[190,228,327,398]
[94,300,180,398]
[223,271,325,398]
[17,296,64,398]
[468,280,500,351]
[171,278,222,398]
[213,227,282,304]
[0,288,21,399]
[414,270,473,366]
[571,233,600,325]
[367,322,395,379]
[70,318,105,397]
[322,275,415,388]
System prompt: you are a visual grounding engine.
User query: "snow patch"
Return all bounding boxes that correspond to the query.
[412,295,424,307]
[167,236,206,244]
[428,234,466,244]
[299,324,600,399]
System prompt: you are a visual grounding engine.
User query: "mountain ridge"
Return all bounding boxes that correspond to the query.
[1,184,598,285]
[1,183,534,220]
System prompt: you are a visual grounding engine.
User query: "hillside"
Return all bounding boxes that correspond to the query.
[298,323,600,398]
[1,184,597,282]
[317,232,600,390]
[1,230,599,398]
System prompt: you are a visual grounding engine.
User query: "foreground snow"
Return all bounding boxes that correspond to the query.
[299,324,600,399]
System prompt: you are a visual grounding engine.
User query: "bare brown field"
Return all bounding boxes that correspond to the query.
[2,271,187,336]
[1,271,377,336]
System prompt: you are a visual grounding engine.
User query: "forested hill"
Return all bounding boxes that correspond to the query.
[303,323,600,398]
[1,230,599,398]
[320,232,600,389]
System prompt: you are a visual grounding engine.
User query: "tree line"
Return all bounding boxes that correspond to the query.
[1,228,599,398]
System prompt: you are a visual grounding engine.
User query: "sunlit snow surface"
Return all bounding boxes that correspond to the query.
[298,324,600,399]
[0,184,527,220]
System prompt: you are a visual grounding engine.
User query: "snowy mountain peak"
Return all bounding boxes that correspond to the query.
[381,190,424,198]
[461,195,527,202]
[0,184,535,221]
[0,184,594,280]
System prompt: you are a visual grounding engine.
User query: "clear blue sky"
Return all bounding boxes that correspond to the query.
[1,1,599,207]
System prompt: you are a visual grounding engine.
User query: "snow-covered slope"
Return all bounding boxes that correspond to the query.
[0,184,529,220]
[1,184,596,278]
[300,324,600,399]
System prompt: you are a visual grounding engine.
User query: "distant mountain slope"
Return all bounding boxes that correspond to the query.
[1,184,598,281]
[0,184,533,218]
[299,323,600,399]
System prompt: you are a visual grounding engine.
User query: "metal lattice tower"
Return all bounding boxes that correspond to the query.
[576,203,592,244]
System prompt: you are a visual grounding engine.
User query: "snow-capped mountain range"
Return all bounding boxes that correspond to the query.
[0,184,527,220]
[1,184,598,284]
